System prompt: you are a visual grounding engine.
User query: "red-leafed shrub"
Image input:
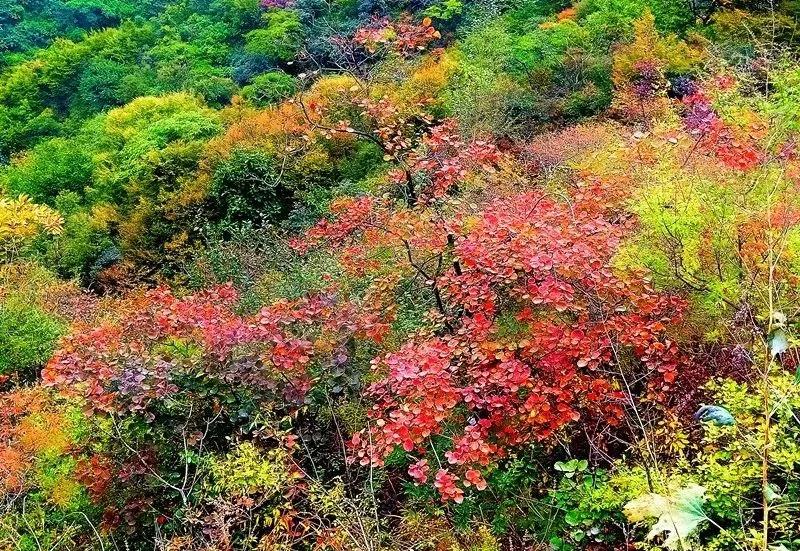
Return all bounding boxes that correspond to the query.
[306,184,689,501]
[43,285,391,415]
[354,16,441,56]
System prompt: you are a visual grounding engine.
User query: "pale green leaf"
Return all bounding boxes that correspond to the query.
[624,484,707,549]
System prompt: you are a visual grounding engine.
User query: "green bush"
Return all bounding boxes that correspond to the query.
[244,10,303,63]
[241,71,297,107]
[2,138,95,204]
[207,147,294,230]
[32,192,111,279]
[0,298,64,379]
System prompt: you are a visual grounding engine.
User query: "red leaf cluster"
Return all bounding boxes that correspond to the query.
[682,89,763,171]
[393,119,504,201]
[43,285,391,414]
[353,16,441,56]
[350,187,687,501]
[74,455,114,502]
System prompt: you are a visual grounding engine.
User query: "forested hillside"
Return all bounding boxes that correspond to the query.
[3,0,800,549]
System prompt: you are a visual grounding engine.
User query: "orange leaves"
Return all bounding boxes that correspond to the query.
[463,468,487,491]
[0,388,78,496]
[556,7,577,21]
[211,102,309,157]
[0,447,26,493]
[18,412,71,455]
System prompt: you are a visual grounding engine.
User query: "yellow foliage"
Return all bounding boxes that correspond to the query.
[0,194,63,258]
[612,11,704,88]
[49,476,82,509]
[208,442,295,497]
[0,261,76,310]
[710,9,798,44]
[394,511,500,551]
[398,51,458,107]
[18,413,71,456]
[305,74,360,108]
[412,51,457,89]
[164,229,190,253]
[166,173,212,211]
[205,102,309,161]
[88,203,119,230]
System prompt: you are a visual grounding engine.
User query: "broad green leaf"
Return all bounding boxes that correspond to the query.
[624,484,707,549]
[564,510,582,526]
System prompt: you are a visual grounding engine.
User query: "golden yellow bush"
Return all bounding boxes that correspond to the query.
[0,194,63,259]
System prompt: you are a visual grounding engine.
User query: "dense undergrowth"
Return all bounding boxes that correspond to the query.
[3,0,800,549]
